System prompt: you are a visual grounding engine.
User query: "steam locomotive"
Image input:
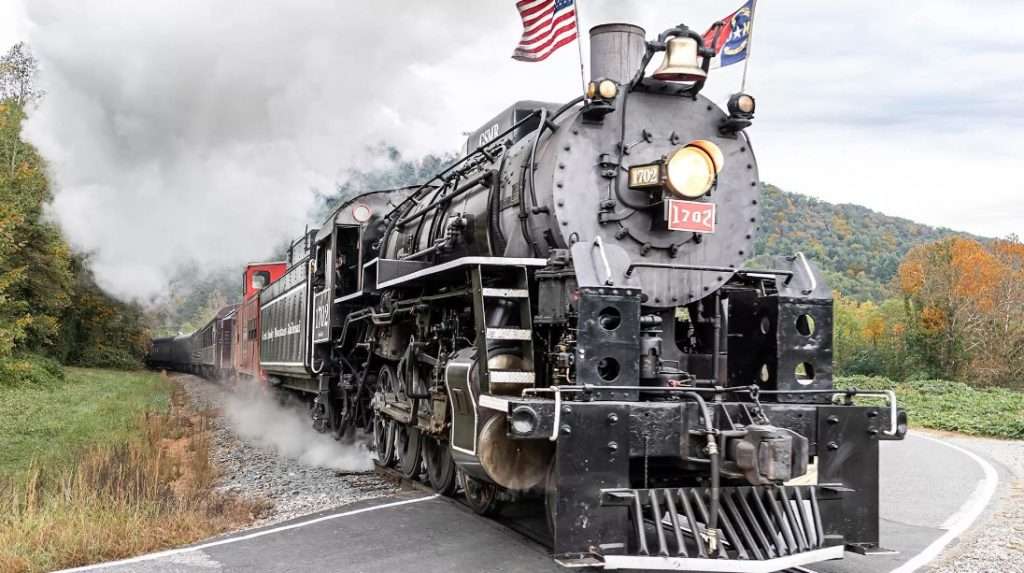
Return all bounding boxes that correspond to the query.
[150,21,907,571]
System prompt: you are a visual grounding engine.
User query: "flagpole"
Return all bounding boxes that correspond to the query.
[574,0,587,96]
[739,0,758,92]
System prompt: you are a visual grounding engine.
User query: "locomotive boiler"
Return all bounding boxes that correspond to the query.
[155,20,908,571]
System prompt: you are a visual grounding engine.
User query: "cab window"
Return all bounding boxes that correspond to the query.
[251,271,271,290]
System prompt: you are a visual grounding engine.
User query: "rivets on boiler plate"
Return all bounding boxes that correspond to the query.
[607,441,619,452]
[606,413,619,425]
[827,415,839,425]
[827,441,840,451]
[560,424,572,436]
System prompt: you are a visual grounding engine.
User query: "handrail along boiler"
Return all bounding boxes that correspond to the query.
[153,21,908,572]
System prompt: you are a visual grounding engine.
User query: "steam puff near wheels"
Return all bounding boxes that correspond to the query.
[221,385,374,473]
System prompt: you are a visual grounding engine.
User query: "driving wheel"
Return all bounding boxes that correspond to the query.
[372,365,399,466]
[372,416,395,466]
[462,471,501,516]
[395,423,423,479]
[423,437,458,496]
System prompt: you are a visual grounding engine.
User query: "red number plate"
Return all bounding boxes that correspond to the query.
[666,199,716,233]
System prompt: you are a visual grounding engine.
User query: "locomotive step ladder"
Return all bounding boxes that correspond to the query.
[470,265,536,396]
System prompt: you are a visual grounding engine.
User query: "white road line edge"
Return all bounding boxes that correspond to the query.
[888,432,999,573]
[55,494,441,573]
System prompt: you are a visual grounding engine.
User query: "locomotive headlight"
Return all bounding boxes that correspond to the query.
[665,140,724,199]
[598,79,618,99]
[587,79,618,100]
[727,93,756,117]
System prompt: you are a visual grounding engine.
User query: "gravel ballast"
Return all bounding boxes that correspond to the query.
[174,373,396,525]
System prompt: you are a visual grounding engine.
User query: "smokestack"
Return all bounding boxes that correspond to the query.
[589,23,647,85]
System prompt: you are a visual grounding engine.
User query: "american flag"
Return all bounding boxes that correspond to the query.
[512,0,578,62]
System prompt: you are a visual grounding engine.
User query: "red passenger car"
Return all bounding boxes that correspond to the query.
[233,262,287,382]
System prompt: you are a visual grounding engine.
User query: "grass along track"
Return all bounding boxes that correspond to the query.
[0,369,265,573]
[0,368,170,476]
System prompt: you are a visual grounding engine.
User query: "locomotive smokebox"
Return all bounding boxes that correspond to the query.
[589,23,646,84]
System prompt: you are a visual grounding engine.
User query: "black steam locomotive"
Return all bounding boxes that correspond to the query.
[161,21,908,571]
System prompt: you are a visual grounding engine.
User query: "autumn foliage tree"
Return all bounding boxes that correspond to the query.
[833,294,915,379]
[898,236,1024,387]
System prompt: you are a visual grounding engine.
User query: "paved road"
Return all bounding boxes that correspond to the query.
[63,431,997,573]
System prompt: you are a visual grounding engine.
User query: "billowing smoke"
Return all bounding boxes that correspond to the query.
[221,384,373,472]
[18,0,509,301]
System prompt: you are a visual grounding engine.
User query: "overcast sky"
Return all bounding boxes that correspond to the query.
[2,1,1021,299]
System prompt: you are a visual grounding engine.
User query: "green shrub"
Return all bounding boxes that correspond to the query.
[838,375,1024,440]
[0,354,65,388]
[71,346,143,370]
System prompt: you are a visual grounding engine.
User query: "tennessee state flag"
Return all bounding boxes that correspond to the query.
[703,0,755,68]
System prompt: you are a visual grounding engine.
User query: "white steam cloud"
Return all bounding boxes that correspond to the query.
[222,385,373,472]
[19,0,503,300]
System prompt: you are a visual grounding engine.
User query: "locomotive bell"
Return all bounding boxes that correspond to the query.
[653,36,706,82]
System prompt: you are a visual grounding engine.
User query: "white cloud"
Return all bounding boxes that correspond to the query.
[17,0,1023,300]
[0,3,24,49]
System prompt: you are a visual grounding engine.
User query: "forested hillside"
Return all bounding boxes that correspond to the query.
[754,184,966,300]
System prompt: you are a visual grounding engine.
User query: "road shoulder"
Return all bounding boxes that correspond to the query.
[923,431,1024,573]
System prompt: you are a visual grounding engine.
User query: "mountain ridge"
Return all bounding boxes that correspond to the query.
[753,183,970,300]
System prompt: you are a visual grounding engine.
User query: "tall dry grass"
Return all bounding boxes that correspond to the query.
[0,387,267,573]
